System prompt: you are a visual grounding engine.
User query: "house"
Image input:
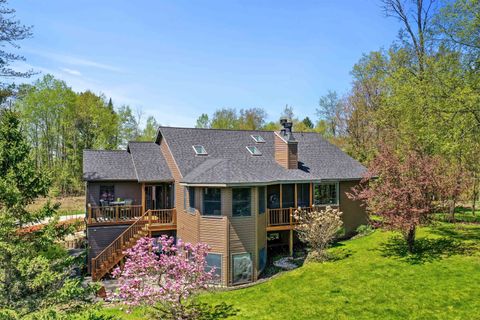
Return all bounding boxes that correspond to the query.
[83,120,368,285]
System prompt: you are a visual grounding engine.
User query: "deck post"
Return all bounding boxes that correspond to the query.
[115,205,119,222]
[141,183,146,213]
[87,204,92,224]
[289,229,294,256]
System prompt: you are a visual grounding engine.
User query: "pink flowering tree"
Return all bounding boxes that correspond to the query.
[111,236,235,320]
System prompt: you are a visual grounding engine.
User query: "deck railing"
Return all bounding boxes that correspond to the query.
[267,206,316,227]
[87,205,143,224]
[149,208,176,225]
[91,210,150,281]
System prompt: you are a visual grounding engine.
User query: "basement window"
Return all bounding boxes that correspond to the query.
[251,134,265,143]
[246,146,262,156]
[192,145,207,155]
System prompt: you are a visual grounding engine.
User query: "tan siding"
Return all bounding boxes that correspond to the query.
[199,216,229,285]
[159,137,199,244]
[228,187,257,285]
[339,180,368,235]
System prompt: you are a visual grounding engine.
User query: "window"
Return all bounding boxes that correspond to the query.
[192,145,207,155]
[246,146,262,156]
[314,182,338,205]
[205,253,222,283]
[188,187,195,212]
[258,186,266,214]
[232,253,252,284]
[297,183,310,207]
[282,184,295,208]
[203,188,221,215]
[232,188,251,216]
[251,134,265,143]
[99,185,114,203]
[258,247,267,272]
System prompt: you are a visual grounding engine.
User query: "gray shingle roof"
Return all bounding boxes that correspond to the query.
[127,142,173,182]
[83,150,137,181]
[156,127,366,185]
[83,142,173,182]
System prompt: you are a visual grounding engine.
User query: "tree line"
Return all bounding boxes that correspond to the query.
[13,75,160,195]
[196,0,480,216]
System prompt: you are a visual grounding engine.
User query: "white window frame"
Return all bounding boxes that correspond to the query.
[246,146,262,156]
[192,145,208,155]
[250,134,265,143]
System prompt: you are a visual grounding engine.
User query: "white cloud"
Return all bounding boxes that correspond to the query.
[61,68,81,76]
[25,48,123,73]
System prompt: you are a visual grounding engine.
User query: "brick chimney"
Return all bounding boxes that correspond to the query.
[274,118,298,169]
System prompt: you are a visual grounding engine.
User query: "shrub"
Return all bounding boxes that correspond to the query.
[294,206,343,262]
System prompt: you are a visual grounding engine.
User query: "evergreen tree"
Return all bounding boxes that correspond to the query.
[0,109,94,316]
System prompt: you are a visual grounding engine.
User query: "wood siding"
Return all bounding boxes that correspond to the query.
[86,181,142,207]
[159,137,200,244]
[339,180,368,235]
[87,225,129,271]
[228,187,258,285]
[274,132,298,169]
[199,216,229,285]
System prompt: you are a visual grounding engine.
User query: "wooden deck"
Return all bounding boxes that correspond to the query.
[90,208,177,281]
[266,206,316,231]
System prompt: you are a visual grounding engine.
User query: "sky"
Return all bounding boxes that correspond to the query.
[12,0,402,127]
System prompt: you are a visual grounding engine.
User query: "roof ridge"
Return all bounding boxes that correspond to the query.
[83,149,127,152]
[158,126,276,133]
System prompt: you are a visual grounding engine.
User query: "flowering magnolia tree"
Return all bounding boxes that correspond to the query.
[294,206,343,262]
[111,236,234,320]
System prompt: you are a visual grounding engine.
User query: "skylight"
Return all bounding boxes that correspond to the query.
[246,146,262,156]
[192,145,208,155]
[251,134,265,143]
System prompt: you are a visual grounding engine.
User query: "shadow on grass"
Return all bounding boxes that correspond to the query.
[380,236,477,264]
[431,224,480,241]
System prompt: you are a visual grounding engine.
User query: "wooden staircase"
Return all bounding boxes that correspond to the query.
[91,210,151,281]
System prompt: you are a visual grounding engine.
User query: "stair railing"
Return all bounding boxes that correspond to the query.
[91,209,151,281]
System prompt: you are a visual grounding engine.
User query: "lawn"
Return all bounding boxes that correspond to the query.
[101,223,480,320]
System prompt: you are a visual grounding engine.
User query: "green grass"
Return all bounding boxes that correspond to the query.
[101,223,480,320]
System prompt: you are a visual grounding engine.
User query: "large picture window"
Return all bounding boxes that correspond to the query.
[232,253,252,284]
[258,186,266,215]
[232,188,251,216]
[313,182,338,205]
[205,253,222,283]
[203,188,221,216]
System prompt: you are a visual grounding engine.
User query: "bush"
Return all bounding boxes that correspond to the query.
[294,206,343,262]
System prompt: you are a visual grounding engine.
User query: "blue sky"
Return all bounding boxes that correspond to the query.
[13,0,401,126]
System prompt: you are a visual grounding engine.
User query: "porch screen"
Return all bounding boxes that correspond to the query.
[314,182,338,205]
[281,184,295,208]
[297,183,310,207]
[203,188,221,216]
[99,185,114,203]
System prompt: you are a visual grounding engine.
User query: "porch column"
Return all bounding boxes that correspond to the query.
[141,183,146,213]
[309,183,313,207]
[279,184,283,209]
